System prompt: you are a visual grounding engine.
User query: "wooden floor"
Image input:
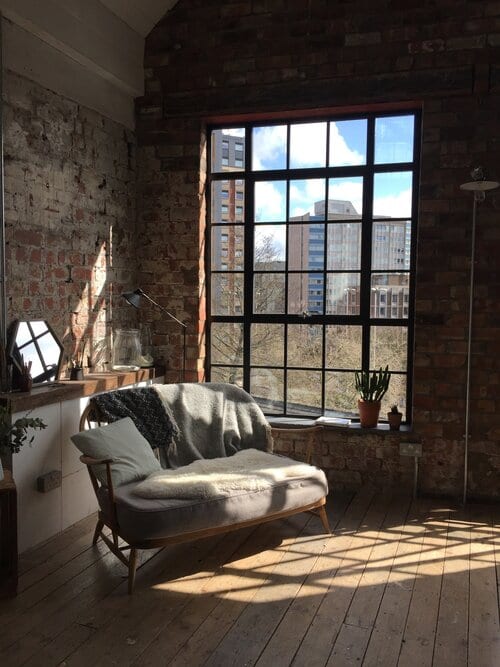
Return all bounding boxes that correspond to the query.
[1,488,499,666]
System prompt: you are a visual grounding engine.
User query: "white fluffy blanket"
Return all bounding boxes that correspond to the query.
[132,449,314,500]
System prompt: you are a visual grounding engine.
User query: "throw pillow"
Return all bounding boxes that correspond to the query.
[71,417,161,487]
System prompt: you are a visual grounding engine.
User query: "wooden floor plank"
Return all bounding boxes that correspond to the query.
[467,503,500,667]
[432,507,471,667]
[362,498,434,667]
[64,528,255,667]
[291,488,389,667]
[397,505,450,667]
[201,514,333,667]
[150,511,317,667]
[1,489,498,667]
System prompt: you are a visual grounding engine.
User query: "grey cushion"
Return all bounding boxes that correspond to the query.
[97,458,328,542]
[71,417,161,487]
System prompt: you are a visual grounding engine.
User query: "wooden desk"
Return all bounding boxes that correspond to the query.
[0,469,17,598]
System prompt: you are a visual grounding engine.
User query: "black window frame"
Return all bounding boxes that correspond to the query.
[206,110,421,424]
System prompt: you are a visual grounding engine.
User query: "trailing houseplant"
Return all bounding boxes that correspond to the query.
[0,405,47,481]
[354,366,391,428]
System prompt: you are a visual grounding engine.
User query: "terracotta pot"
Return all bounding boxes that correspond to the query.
[388,411,402,431]
[358,399,381,428]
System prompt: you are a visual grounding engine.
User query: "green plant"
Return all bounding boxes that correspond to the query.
[0,405,47,455]
[390,404,400,414]
[355,366,391,402]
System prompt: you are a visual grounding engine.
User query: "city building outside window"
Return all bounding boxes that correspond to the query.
[208,111,420,423]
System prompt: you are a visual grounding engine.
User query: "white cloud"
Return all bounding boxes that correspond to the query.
[290,122,327,167]
[252,125,287,171]
[290,179,325,217]
[330,123,364,166]
[222,127,245,137]
[329,179,363,215]
[373,187,412,218]
[255,181,285,222]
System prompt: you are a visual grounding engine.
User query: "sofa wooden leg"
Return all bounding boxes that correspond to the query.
[128,548,138,595]
[92,519,104,545]
[318,505,331,534]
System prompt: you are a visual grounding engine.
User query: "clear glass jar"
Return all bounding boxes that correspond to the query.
[112,329,141,371]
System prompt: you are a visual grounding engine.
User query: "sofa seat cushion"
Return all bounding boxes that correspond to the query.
[99,458,328,543]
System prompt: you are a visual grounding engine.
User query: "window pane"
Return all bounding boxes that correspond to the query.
[287,325,323,368]
[375,115,414,164]
[211,366,243,386]
[289,223,325,271]
[251,324,284,366]
[290,122,327,168]
[289,179,326,219]
[252,125,287,171]
[287,370,322,415]
[254,225,286,268]
[327,223,361,270]
[326,274,360,315]
[211,323,243,365]
[255,180,287,222]
[325,371,358,416]
[325,325,362,369]
[371,274,410,319]
[254,273,285,314]
[381,373,407,420]
[211,225,244,270]
[373,171,412,218]
[372,220,411,270]
[211,128,245,172]
[328,177,363,217]
[211,181,245,223]
[211,274,244,316]
[288,273,324,315]
[329,119,367,166]
[370,325,408,372]
[251,369,284,414]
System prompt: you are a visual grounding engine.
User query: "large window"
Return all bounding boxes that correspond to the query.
[208,111,420,423]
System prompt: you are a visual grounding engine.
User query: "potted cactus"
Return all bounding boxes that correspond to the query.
[387,404,402,431]
[354,366,391,428]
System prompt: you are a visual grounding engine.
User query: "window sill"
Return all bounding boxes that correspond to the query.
[268,416,414,435]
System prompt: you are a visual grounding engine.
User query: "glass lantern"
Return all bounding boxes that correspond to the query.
[112,329,142,371]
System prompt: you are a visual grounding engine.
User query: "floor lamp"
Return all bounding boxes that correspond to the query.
[459,168,499,504]
[122,288,187,382]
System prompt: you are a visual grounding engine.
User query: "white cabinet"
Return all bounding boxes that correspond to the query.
[12,375,164,553]
[13,403,63,553]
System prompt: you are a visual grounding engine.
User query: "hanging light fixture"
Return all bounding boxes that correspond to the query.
[459,168,499,504]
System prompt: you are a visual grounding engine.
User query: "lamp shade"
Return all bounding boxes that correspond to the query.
[121,289,143,309]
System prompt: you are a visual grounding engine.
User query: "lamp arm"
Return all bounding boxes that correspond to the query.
[137,289,187,329]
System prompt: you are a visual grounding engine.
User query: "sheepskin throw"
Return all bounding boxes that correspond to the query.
[153,382,273,468]
[132,449,313,500]
[91,387,179,451]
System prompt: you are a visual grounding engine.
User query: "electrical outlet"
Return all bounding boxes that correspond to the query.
[399,442,422,457]
[37,470,62,493]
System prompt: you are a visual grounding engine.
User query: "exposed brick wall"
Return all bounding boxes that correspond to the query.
[4,71,137,372]
[138,0,500,499]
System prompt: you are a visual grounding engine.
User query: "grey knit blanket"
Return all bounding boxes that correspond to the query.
[91,387,179,452]
[153,382,273,468]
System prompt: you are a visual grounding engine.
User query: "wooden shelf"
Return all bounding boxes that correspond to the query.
[0,367,165,413]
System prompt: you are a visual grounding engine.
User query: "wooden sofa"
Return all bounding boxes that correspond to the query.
[74,383,330,593]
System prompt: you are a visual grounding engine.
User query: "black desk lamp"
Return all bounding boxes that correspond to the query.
[121,288,187,381]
